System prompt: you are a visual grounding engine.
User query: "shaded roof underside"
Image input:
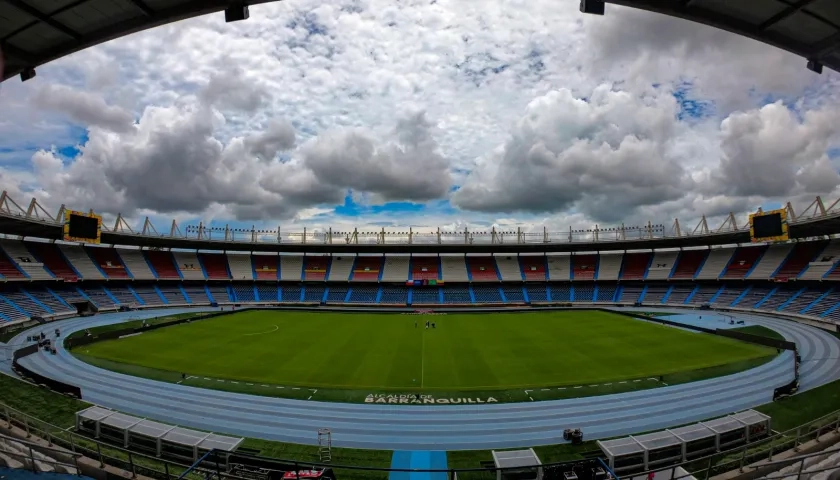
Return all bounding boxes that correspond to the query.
[0,0,279,81]
[606,0,840,73]
[1,0,839,82]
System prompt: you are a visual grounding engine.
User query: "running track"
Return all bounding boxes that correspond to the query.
[3,307,839,451]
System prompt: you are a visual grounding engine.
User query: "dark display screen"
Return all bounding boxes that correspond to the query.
[753,213,784,238]
[67,214,99,239]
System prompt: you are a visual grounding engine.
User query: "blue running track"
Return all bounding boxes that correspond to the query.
[2,307,839,450]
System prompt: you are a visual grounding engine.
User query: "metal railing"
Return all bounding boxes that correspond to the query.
[1,400,840,480]
[0,431,83,474]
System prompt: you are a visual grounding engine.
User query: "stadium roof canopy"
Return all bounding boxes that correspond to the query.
[0,0,279,82]
[2,0,839,83]
[597,0,840,74]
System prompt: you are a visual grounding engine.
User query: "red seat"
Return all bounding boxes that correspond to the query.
[352,257,382,281]
[468,257,498,281]
[145,251,181,279]
[621,253,651,280]
[520,257,546,281]
[303,256,330,281]
[572,255,597,280]
[87,247,130,279]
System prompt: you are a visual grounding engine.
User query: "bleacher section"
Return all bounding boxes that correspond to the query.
[83,287,117,309]
[231,254,257,280]
[617,284,643,302]
[596,253,622,281]
[596,284,616,302]
[59,245,104,280]
[695,248,734,280]
[279,256,303,281]
[252,255,279,281]
[444,286,472,303]
[546,255,570,280]
[87,246,131,279]
[441,256,469,282]
[665,284,694,305]
[158,285,188,305]
[645,251,678,280]
[411,288,439,304]
[747,244,792,280]
[720,246,766,279]
[327,256,354,281]
[351,256,382,281]
[172,251,204,280]
[775,241,827,280]
[757,287,798,311]
[550,283,571,302]
[3,291,50,316]
[303,256,330,281]
[28,288,73,315]
[199,253,230,280]
[0,294,28,322]
[572,254,597,281]
[472,285,502,303]
[526,284,548,302]
[207,285,230,303]
[502,285,526,303]
[671,250,707,280]
[1,240,53,280]
[620,253,651,280]
[495,255,522,281]
[574,283,595,301]
[800,240,840,280]
[145,251,181,280]
[0,247,28,281]
[467,256,499,282]
[737,286,774,308]
[689,285,720,305]
[347,286,378,303]
[256,284,277,302]
[520,255,547,281]
[381,256,410,282]
[782,287,825,314]
[710,285,745,307]
[108,286,138,306]
[232,284,256,302]
[411,257,439,281]
[26,242,78,281]
[132,286,165,306]
[379,286,408,304]
[183,284,212,304]
[806,290,840,317]
[116,249,156,280]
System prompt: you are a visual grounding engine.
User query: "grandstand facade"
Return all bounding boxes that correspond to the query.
[2,238,840,327]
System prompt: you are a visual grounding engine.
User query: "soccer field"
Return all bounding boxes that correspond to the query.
[77,309,775,392]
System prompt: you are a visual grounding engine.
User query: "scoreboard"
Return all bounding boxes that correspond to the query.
[749,208,789,243]
[64,210,102,244]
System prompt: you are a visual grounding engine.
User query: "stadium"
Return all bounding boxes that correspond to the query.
[2,1,840,480]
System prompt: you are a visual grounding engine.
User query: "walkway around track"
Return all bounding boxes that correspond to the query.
[4,307,840,451]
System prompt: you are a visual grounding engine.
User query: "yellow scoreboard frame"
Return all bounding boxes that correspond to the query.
[749,208,789,243]
[63,210,102,244]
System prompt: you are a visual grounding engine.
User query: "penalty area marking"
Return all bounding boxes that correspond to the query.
[243,325,279,336]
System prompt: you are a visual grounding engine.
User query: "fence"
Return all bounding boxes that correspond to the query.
[0,401,839,480]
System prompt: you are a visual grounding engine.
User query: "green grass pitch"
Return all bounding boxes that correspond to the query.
[77,309,775,392]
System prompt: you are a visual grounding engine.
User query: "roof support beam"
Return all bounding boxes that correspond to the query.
[813,31,840,58]
[127,0,155,17]
[759,0,819,31]
[1,0,82,40]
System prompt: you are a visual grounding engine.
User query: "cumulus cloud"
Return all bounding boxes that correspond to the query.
[33,84,135,133]
[452,85,694,222]
[199,67,270,113]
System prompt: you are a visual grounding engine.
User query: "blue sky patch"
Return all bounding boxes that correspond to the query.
[672,82,714,121]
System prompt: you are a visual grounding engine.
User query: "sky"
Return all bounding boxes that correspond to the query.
[1,0,840,242]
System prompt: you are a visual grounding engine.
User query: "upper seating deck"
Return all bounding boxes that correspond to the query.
[199,253,230,280]
[519,256,546,281]
[671,250,707,280]
[467,257,499,282]
[572,255,597,281]
[252,255,278,280]
[303,256,330,281]
[720,246,766,279]
[352,257,382,282]
[145,251,181,280]
[411,257,440,281]
[87,246,131,279]
[775,241,827,280]
[620,253,651,280]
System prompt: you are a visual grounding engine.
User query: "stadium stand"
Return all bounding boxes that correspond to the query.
[444,285,472,303]
[28,288,74,315]
[525,284,548,302]
[379,285,408,304]
[327,255,354,281]
[381,255,410,282]
[325,286,348,303]
[494,255,522,281]
[710,285,744,308]
[620,252,651,280]
[441,256,469,282]
[347,286,378,303]
[351,256,382,281]
[808,290,840,317]
[0,434,79,474]
[279,256,304,281]
[695,248,734,280]
[645,250,678,281]
[758,286,799,311]
[502,285,526,303]
[747,243,792,280]
[198,253,231,280]
[83,286,117,309]
[824,261,840,281]
[466,255,499,282]
[689,285,720,305]
[737,286,774,308]
[550,283,571,302]
[303,256,330,281]
[171,251,204,280]
[108,286,139,306]
[304,285,326,302]
[571,254,597,281]
[755,448,840,480]
[1,240,53,280]
[775,241,828,280]
[25,242,78,281]
[280,285,301,302]
[144,251,181,280]
[87,246,131,279]
[472,285,502,303]
[256,284,278,302]
[158,285,188,305]
[642,283,669,304]
[182,285,210,304]
[59,245,104,280]
[411,256,440,281]
[670,249,707,280]
[232,284,256,302]
[574,282,595,301]
[596,253,622,281]
[116,249,157,280]
[411,287,439,304]
[519,255,547,281]
[615,284,641,302]
[0,249,29,281]
[596,284,617,302]
[132,286,165,306]
[208,285,231,303]
[785,287,828,314]
[230,254,258,280]
[3,290,50,316]
[546,254,571,280]
[720,245,766,279]
[665,284,694,305]
[800,240,840,280]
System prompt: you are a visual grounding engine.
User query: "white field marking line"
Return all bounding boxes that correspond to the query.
[243,324,279,336]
